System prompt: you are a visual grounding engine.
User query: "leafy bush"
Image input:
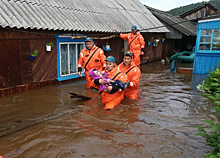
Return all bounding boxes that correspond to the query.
[198,62,220,95]
[196,63,220,158]
[195,119,220,157]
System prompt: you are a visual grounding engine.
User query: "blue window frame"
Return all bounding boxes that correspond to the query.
[56,36,85,81]
[198,29,220,53]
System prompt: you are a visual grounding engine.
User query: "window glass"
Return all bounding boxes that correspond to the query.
[200,37,211,43]
[199,44,211,50]
[213,36,220,42]
[199,29,220,52]
[213,43,220,50]
[77,44,84,57]
[60,42,84,76]
[201,29,212,35]
[77,44,84,72]
[61,44,69,75]
[214,29,220,36]
[69,44,76,73]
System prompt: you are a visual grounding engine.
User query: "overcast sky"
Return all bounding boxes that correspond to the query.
[139,0,206,11]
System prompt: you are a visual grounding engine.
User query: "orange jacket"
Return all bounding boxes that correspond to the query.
[120,32,145,67]
[78,45,106,72]
[118,62,141,99]
[91,65,128,109]
[119,32,145,55]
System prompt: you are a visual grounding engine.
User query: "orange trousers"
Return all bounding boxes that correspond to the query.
[85,71,92,89]
[130,50,141,67]
[125,87,139,99]
[101,91,124,110]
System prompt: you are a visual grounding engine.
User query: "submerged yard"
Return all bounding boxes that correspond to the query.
[0,61,215,158]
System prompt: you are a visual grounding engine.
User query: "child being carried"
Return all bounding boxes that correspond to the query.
[88,68,129,94]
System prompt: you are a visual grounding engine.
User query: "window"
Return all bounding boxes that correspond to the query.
[213,29,220,50]
[199,29,220,51]
[60,42,84,76]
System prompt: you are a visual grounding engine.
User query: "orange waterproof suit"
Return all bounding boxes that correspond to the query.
[78,45,106,89]
[91,66,128,110]
[119,32,145,67]
[118,62,141,99]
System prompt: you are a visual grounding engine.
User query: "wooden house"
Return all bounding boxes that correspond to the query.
[146,6,197,58]
[0,0,169,96]
[180,3,218,22]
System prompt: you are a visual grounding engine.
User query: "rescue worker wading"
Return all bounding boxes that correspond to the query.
[78,37,106,89]
[119,25,145,67]
[118,51,141,99]
[92,56,128,110]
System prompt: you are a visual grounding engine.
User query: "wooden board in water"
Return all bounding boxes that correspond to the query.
[177,67,193,73]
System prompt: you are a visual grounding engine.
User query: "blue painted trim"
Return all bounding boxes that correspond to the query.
[198,20,220,30]
[196,53,220,57]
[55,36,86,81]
[211,30,214,50]
[194,20,220,74]
[200,35,212,37]
[57,73,85,81]
[197,50,220,53]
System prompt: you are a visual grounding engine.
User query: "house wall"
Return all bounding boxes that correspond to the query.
[94,37,123,65]
[163,40,175,58]
[0,40,22,88]
[0,28,170,96]
[95,33,167,65]
[0,29,57,88]
[174,36,196,52]
[193,54,220,74]
[30,39,57,82]
[141,33,165,63]
[184,6,217,21]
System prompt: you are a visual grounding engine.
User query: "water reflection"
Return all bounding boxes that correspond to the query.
[0,61,214,158]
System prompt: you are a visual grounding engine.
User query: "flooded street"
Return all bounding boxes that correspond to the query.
[0,61,215,158]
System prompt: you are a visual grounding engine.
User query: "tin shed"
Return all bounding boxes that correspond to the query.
[193,18,220,74]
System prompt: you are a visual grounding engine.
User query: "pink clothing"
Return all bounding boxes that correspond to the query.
[88,68,111,92]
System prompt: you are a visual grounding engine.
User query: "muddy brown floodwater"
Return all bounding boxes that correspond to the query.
[0,61,216,158]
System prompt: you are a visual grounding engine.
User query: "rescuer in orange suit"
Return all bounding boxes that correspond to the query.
[78,37,106,89]
[118,25,145,67]
[118,51,141,99]
[91,56,128,110]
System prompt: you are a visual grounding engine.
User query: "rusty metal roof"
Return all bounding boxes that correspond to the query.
[146,5,197,38]
[0,0,169,33]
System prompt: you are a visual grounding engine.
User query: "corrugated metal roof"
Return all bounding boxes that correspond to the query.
[146,5,197,38]
[198,18,220,30]
[0,0,169,33]
[198,18,220,23]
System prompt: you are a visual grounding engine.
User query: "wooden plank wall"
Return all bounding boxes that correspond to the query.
[163,40,175,58]
[30,39,57,82]
[141,33,164,63]
[0,29,57,94]
[95,38,123,65]
[194,54,220,74]
[0,40,22,88]
[95,33,166,65]
[0,28,168,96]
[20,40,33,84]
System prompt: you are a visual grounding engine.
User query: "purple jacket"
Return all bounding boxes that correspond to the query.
[88,68,111,91]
